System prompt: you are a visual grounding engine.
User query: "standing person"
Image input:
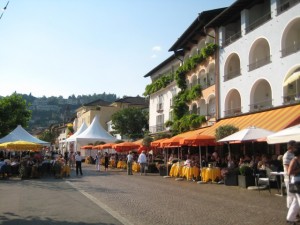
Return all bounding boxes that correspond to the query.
[95,152,101,172]
[115,153,119,168]
[69,152,75,168]
[64,151,69,165]
[138,150,147,175]
[104,152,109,172]
[127,151,133,175]
[283,140,297,208]
[286,147,300,224]
[75,151,83,176]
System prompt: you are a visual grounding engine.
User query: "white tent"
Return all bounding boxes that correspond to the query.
[0,125,50,146]
[76,115,116,145]
[267,124,300,144]
[65,122,88,142]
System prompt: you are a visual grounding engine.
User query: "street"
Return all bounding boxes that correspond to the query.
[0,164,287,225]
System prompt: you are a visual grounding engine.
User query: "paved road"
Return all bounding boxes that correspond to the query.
[0,164,287,225]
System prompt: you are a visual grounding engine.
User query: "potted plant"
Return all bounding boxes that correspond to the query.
[238,164,255,188]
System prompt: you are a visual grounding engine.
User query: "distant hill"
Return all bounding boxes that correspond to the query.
[16,92,119,132]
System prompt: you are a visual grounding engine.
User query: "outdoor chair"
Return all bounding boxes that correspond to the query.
[256,167,278,194]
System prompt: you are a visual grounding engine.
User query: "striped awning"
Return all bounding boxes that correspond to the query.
[200,104,300,137]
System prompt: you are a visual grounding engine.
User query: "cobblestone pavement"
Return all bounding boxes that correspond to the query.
[68,164,287,225]
[0,164,288,225]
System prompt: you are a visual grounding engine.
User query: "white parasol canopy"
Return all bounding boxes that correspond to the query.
[267,124,300,144]
[218,126,275,143]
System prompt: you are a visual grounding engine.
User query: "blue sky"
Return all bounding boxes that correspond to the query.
[0,0,234,99]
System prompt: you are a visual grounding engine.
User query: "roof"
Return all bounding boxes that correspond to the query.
[143,55,175,78]
[205,0,263,28]
[199,104,300,137]
[169,8,226,52]
[114,96,148,106]
[83,99,112,107]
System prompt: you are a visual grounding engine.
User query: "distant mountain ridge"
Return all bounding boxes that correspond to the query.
[9,92,119,132]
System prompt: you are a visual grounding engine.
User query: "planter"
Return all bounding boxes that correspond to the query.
[158,164,172,176]
[238,175,255,188]
[224,172,238,186]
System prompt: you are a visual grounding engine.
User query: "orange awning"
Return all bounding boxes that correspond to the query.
[201,104,300,137]
[160,130,202,148]
[112,142,140,152]
[150,138,168,148]
[180,134,216,146]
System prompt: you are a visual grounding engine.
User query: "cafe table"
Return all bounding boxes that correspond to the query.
[132,162,140,172]
[169,162,183,177]
[270,171,285,196]
[117,161,127,169]
[201,167,221,182]
[181,166,200,180]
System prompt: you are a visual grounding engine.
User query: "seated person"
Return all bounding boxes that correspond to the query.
[220,155,236,184]
[211,152,222,167]
[257,154,269,170]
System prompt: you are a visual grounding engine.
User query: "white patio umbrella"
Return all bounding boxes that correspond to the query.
[266,124,300,144]
[218,126,275,143]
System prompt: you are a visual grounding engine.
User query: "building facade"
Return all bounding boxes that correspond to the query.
[207,0,300,118]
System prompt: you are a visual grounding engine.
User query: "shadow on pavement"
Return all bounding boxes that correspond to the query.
[0,212,116,225]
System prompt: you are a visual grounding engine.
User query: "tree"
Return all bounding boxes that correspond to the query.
[111,107,148,140]
[38,129,57,144]
[215,125,239,141]
[0,93,32,137]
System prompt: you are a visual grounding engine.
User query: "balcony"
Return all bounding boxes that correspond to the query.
[156,103,164,112]
[223,69,241,81]
[222,31,242,48]
[249,99,273,112]
[283,94,300,105]
[224,107,242,117]
[277,0,300,15]
[149,124,166,133]
[245,12,272,34]
[248,55,271,71]
[281,40,300,57]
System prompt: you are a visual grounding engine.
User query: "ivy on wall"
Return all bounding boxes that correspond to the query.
[144,43,218,135]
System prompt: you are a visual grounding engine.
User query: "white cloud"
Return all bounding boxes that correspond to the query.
[151,54,157,58]
[152,46,161,52]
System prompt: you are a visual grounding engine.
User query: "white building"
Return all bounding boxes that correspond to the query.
[206,0,300,118]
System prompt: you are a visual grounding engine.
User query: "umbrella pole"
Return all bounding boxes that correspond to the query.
[199,146,202,169]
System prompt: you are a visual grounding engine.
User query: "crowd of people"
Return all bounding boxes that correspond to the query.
[2,141,300,224]
[0,150,84,179]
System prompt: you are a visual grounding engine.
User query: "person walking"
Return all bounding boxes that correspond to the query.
[286,147,300,224]
[283,140,297,208]
[104,152,109,172]
[75,151,83,176]
[127,151,133,175]
[138,150,147,175]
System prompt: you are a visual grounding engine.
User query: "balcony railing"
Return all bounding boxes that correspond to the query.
[224,107,242,117]
[156,103,164,112]
[249,99,273,112]
[277,0,300,15]
[222,31,242,47]
[245,12,272,34]
[223,69,241,81]
[281,40,300,57]
[149,124,165,133]
[248,55,271,71]
[283,94,300,104]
